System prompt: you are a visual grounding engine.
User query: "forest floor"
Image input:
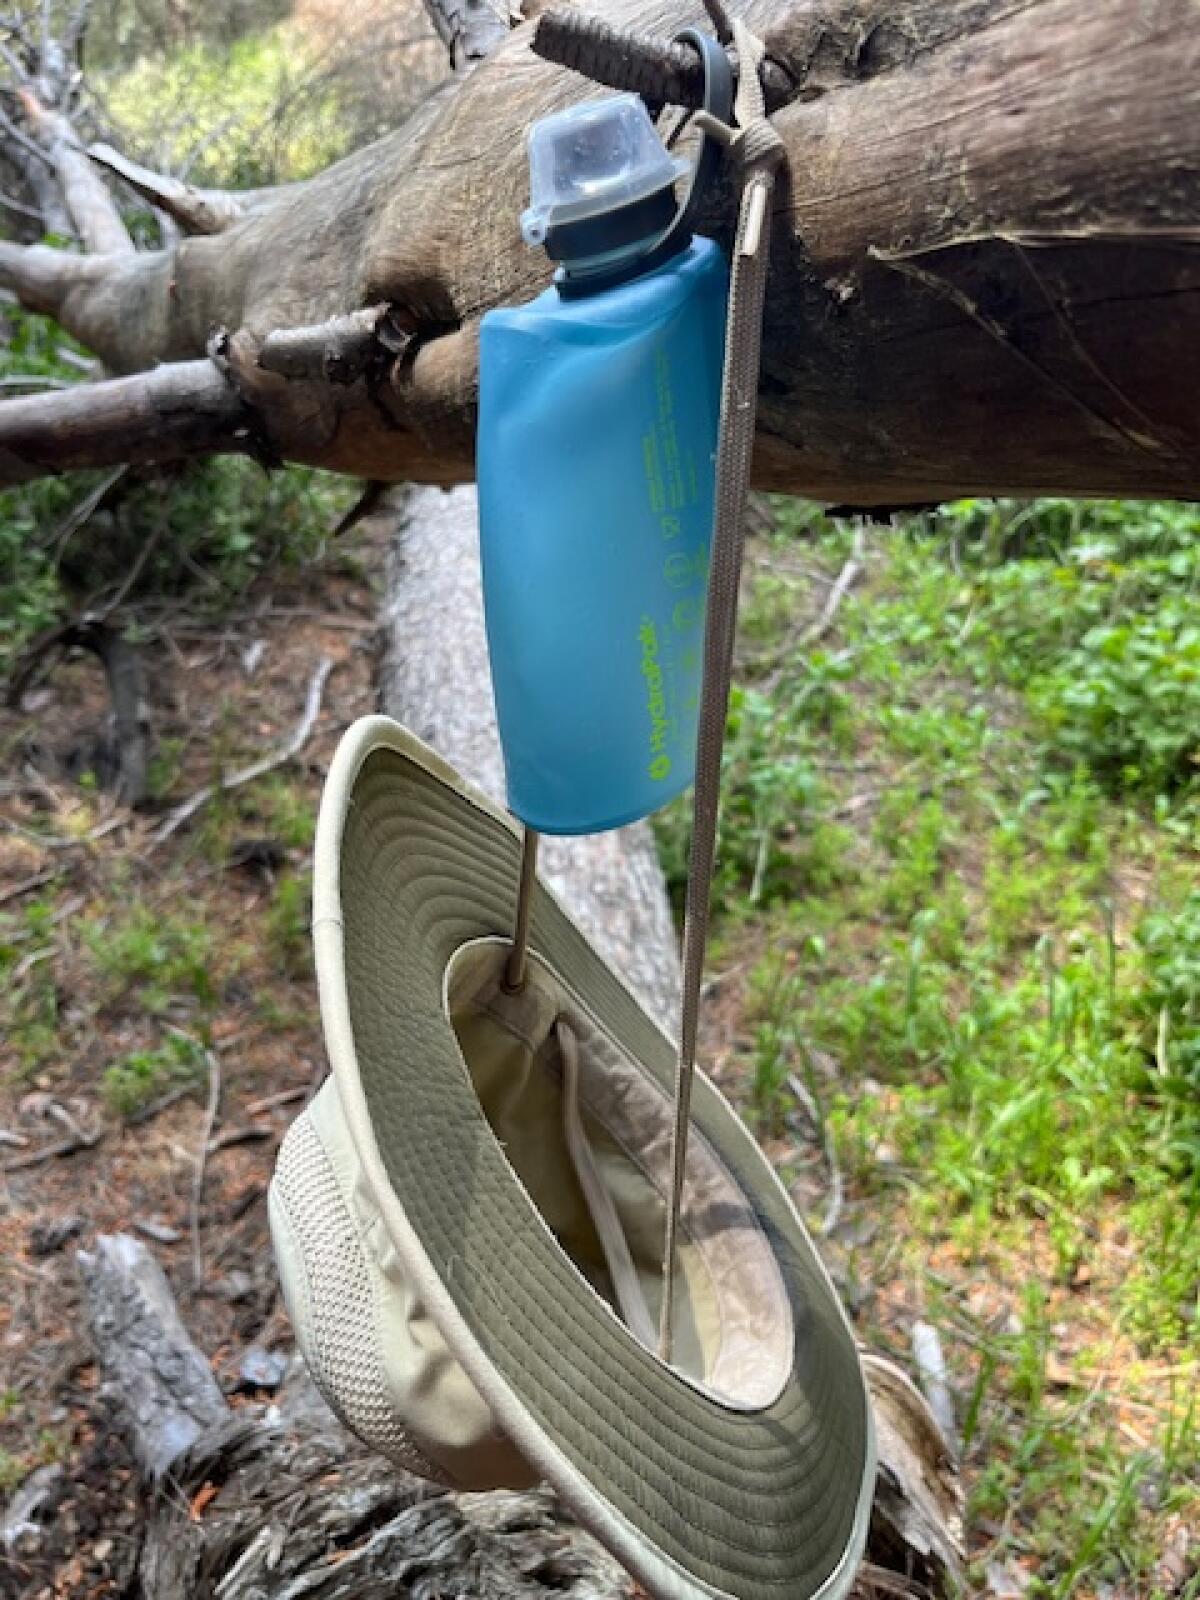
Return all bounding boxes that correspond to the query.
[0,490,1197,1600]
[0,502,384,1599]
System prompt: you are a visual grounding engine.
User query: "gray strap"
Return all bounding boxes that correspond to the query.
[658,21,784,1362]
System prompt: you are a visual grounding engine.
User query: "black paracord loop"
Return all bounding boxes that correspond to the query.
[553,27,734,299]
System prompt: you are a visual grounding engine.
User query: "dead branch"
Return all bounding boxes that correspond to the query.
[0,0,1192,500]
[422,0,509,70]
[77,1234,633,1599]
[86,142,246,235]
[0,359,254,485]
[911,1322,959,1459]
[860,1353,964,1585]
[801,526,867,646]
[257,304,391,383]
[531,9,795,111]
[77,1233,231,1480]
[1,1130,101,1171]
[150,654,334,844]
[16,89,132,253]
[71,619,153,805]
[190,1046,222,1286]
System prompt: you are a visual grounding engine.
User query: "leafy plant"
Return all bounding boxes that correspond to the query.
[102,1032,207,1117]
[85,902,217,1013]
[1029,604,1200,793]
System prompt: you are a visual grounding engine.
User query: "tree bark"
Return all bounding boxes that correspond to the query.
[1,0,1197,502]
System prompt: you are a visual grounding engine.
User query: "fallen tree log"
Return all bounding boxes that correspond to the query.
[1,0,1197,502]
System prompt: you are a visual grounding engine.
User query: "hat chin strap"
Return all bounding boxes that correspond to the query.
[557,1018,658,1351]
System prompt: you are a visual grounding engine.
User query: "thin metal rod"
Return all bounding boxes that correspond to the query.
[504,826,539,992]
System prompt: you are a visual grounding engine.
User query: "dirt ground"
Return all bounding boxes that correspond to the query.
[0,522,386,1599]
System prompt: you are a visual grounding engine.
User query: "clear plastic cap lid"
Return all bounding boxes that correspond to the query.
[520,94,687,247]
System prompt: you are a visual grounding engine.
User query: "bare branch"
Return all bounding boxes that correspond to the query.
[150,655,334,844]
[0,238,111,317]
[0,360,254,485]
[421,0,509,70]
[87,142,246,236]
[17,89,132,253]
[531,9,794,110]
[257,303,391,383]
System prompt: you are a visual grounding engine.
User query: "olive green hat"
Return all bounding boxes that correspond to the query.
[270,715,874,1600]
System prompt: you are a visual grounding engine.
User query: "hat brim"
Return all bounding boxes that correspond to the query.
[313,717,875,1600]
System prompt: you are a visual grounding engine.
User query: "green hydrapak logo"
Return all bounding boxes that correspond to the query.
[639,617,672,781]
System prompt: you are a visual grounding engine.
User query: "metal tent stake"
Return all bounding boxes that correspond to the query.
[504,825,539,993]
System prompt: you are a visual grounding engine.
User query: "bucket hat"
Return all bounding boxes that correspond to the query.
[269,715,875,1600]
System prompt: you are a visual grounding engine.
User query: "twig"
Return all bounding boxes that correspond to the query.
[190,1047,222,1287]
[911,1320,959,1456]
[206,1123,273,1154]
[786,1069,844,1236]
[0,373,72,390]
[124,1083,196,1126]
[802,526,866,646]
[133,1217,182,1245]
[151,656,334,845]
[3,1130,101,1171]
[530,9,794,112]
[0,187,44,221]
[761,527,866,691]
[245,1085,309,1117]
[0,866,60,905]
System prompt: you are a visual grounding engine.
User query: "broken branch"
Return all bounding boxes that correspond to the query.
[17,89,132,254]
[151,655,334,844]
[87,143,246,236]
[531,8,794,111]
[0,360,254,486]
[257,304,391,384]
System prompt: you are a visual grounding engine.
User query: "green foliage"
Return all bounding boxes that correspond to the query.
[0,897,71,1079]
[1029,605,1200,794]
[85,902,217,1013]
[1135,891,1200,1171]
[0,310,94,665]
[656,677,853,910]
[102,1031,206,1117]
[0,305,354,673]
[726,498,1200,1586]
[930,498,1200,796]
[99,27,344,187]
[266,871,312,977]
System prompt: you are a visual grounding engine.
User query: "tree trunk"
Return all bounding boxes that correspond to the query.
[1,0,1197,503]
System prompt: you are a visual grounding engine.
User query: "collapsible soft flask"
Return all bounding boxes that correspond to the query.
[478,49,731,835]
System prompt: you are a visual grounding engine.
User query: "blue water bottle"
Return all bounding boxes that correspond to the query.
[478,47,731,835]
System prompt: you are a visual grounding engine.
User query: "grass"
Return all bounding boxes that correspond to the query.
[657,496,1200,1596]
[102,1031,207,1117]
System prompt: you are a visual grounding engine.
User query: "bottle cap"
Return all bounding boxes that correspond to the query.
[520,95,687,262]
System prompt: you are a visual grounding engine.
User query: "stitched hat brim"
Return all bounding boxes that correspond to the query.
[313,717,875,1600]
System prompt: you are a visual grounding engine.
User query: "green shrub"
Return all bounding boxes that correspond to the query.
[0,301,353,673]
[85,903,217,1012]
[1135,892,1200,1176]
[1028,604,1200,794]
[103,1033,206,1117]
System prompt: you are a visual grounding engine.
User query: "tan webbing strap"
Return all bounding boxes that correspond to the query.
[557,1018,658,1350]
[658,22,785,1362]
